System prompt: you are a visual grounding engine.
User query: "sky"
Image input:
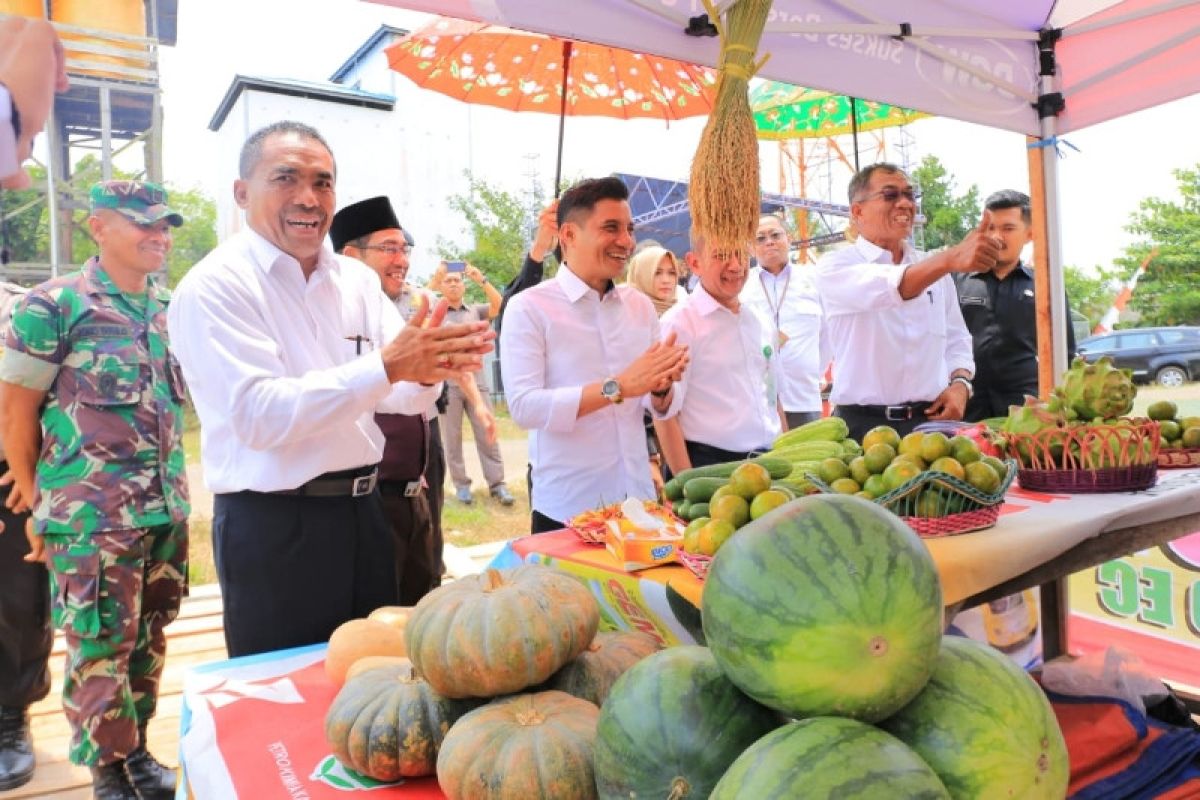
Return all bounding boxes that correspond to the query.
[154,0,1200,276]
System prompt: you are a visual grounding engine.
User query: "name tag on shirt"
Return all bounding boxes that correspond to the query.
[961,296,987,306]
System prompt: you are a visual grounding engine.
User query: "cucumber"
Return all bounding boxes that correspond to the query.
[671,455,791,486]
[683,477,728,503]
[686,502,710,521]
[672,499,689,517]
[664,476,686,501]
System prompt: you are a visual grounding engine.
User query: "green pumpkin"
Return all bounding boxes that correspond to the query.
[541,630,661,707]
[437,690,599,800]
[324,662,480,781]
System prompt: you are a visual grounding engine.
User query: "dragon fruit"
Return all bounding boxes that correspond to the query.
[1053,356,1136,422]
[1000,397,1068,466]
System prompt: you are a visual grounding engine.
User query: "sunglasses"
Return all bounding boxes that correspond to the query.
[755,230,787,245]
[857,187,921,204]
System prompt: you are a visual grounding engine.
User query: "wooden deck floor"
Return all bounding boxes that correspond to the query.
[10,584,227,800]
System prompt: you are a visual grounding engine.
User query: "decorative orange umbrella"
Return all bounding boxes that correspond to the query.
[386,17,719,194]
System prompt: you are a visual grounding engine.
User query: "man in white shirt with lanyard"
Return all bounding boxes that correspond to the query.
[816,162,999,441]
[500,177,688,534]
[742,214,830,428]
[168,122,494,657]
[655,229,784,473]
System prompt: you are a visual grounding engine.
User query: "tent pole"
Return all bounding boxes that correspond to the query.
[849,96,860,172]
[554,40,573,198]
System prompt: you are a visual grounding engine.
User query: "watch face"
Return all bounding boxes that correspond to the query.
[602,379,621,401]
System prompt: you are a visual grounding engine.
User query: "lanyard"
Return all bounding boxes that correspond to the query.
[758,268,791,330]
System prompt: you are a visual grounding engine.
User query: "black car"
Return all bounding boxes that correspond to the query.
[1076,326,1200,387]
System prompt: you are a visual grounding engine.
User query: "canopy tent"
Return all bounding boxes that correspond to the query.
[366,0,1200,384]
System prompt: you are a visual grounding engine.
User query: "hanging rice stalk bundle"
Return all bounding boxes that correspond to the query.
[688,0,772,255]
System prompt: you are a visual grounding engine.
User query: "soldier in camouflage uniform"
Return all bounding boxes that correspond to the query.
[0,180,189,800]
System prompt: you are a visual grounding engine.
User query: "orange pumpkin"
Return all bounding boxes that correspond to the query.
[325,618,406,685]
[406,565,599,698]
[437,691,599,799]
[325,662,480,780]
[542,631,662,706]
[367,605,413,632]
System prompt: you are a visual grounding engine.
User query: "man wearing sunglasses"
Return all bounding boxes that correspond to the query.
[816,163,1001,440]
[743,214,830,429]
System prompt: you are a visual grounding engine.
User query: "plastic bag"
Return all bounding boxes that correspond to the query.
[1041,646,1169,714]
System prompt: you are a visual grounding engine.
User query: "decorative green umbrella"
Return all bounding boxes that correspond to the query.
[750,81,928,169]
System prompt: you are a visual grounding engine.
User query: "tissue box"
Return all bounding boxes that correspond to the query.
[604,521,682,572]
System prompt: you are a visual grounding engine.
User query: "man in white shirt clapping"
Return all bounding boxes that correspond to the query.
[816,163,999,440]
[168,121,494,657]
[500,177,688,533]
[655,230,784,474]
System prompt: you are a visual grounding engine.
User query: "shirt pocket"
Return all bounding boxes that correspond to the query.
[75,366,142,407]
[47,540,102,639]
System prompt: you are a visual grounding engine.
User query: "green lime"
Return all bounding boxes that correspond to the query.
[863,443,897,474]
[848,456,871,486]
[829,477,862,495]
[949,435,982,465]
[964,461,1001,494]
[862,425,901,452]
[729,462,772,500]
[749,489,790,520]
[919,432,951,464]
[929,457,966,481]
[882,460,922,493]
[816,457,851,484]
[710,494,751,529]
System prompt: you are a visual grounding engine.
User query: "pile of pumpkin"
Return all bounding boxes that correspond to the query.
[322,565,661,797]
[322,494,1072,798]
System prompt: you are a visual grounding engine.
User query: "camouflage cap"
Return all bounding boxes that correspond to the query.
[89,180,184,227]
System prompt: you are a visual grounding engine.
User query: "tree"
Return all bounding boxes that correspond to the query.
[438,172,547,303]
[0,156,216,286]
[1115,164,1200,326]
[1062,264,1119,329]
[910,155,981,251]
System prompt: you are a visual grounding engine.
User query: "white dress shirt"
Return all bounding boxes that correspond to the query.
[740,263,830,413]
[660,284,781,453]
[167,229,438,493]
[816,237,974,406]
[500,266,672,523]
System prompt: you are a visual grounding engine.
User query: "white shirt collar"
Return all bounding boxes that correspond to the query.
[854,235,916,265]
[243,227,339,279]
[690,282,738,318]
[756,262,792,283]
[557,263,615,303]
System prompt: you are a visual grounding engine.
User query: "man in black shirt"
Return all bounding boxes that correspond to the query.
[954,190,1076,421]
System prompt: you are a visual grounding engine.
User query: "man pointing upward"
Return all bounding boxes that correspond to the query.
[816,162,999,440]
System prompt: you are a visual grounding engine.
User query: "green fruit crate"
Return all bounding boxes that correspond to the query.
[1002,419,1160,492]
[808,460,1018,538]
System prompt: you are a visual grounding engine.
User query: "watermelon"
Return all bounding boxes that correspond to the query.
[593,646,781,799]
[701,494,943,722]
[710,717,950,799]
[879,635,1069,799]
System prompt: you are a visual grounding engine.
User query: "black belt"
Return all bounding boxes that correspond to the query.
[837,402,933,422]
[378,479,424,498]
[271,466,379,498]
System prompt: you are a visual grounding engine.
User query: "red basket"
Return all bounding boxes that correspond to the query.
[901,505,1002,538]
[1002,419,1160,471]
[1158,448,1200,469]
[677,549,712,581]
[1017,463,1158,493]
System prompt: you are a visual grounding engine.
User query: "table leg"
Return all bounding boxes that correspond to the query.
[1040,576,1070,661]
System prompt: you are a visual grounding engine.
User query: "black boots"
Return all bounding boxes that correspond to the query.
[124,725,177,800]
[90,760,139,800]
[0,705,35,791]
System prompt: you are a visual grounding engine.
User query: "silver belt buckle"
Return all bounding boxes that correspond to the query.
[403,480,421,498]
[352,473,377,497]
[885,405,912,421]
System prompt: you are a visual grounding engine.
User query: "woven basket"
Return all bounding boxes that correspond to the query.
[1158,448,1200,469]
[677,549,712,581]
[1017,463,1158,493]
[1002,419,1160,492]
[809,460,1017,538]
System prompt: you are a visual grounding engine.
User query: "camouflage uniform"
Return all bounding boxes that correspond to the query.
[0,254,189,766]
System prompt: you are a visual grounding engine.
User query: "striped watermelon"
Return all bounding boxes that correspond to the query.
[710,717,950,799]
[879,635,1069,799]
[593,646,781,799]
[702,494,943,722]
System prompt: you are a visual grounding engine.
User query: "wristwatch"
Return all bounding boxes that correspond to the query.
[950,376,974,399]
[601,377,624,405]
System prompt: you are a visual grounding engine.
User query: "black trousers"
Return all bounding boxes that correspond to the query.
[685,440,762,470]
[0,466,51,709]
[531,509,565,535]
[378,484,439,606]
[834,403,933,442]
[212,489,398,658]
[426,416,446,577]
